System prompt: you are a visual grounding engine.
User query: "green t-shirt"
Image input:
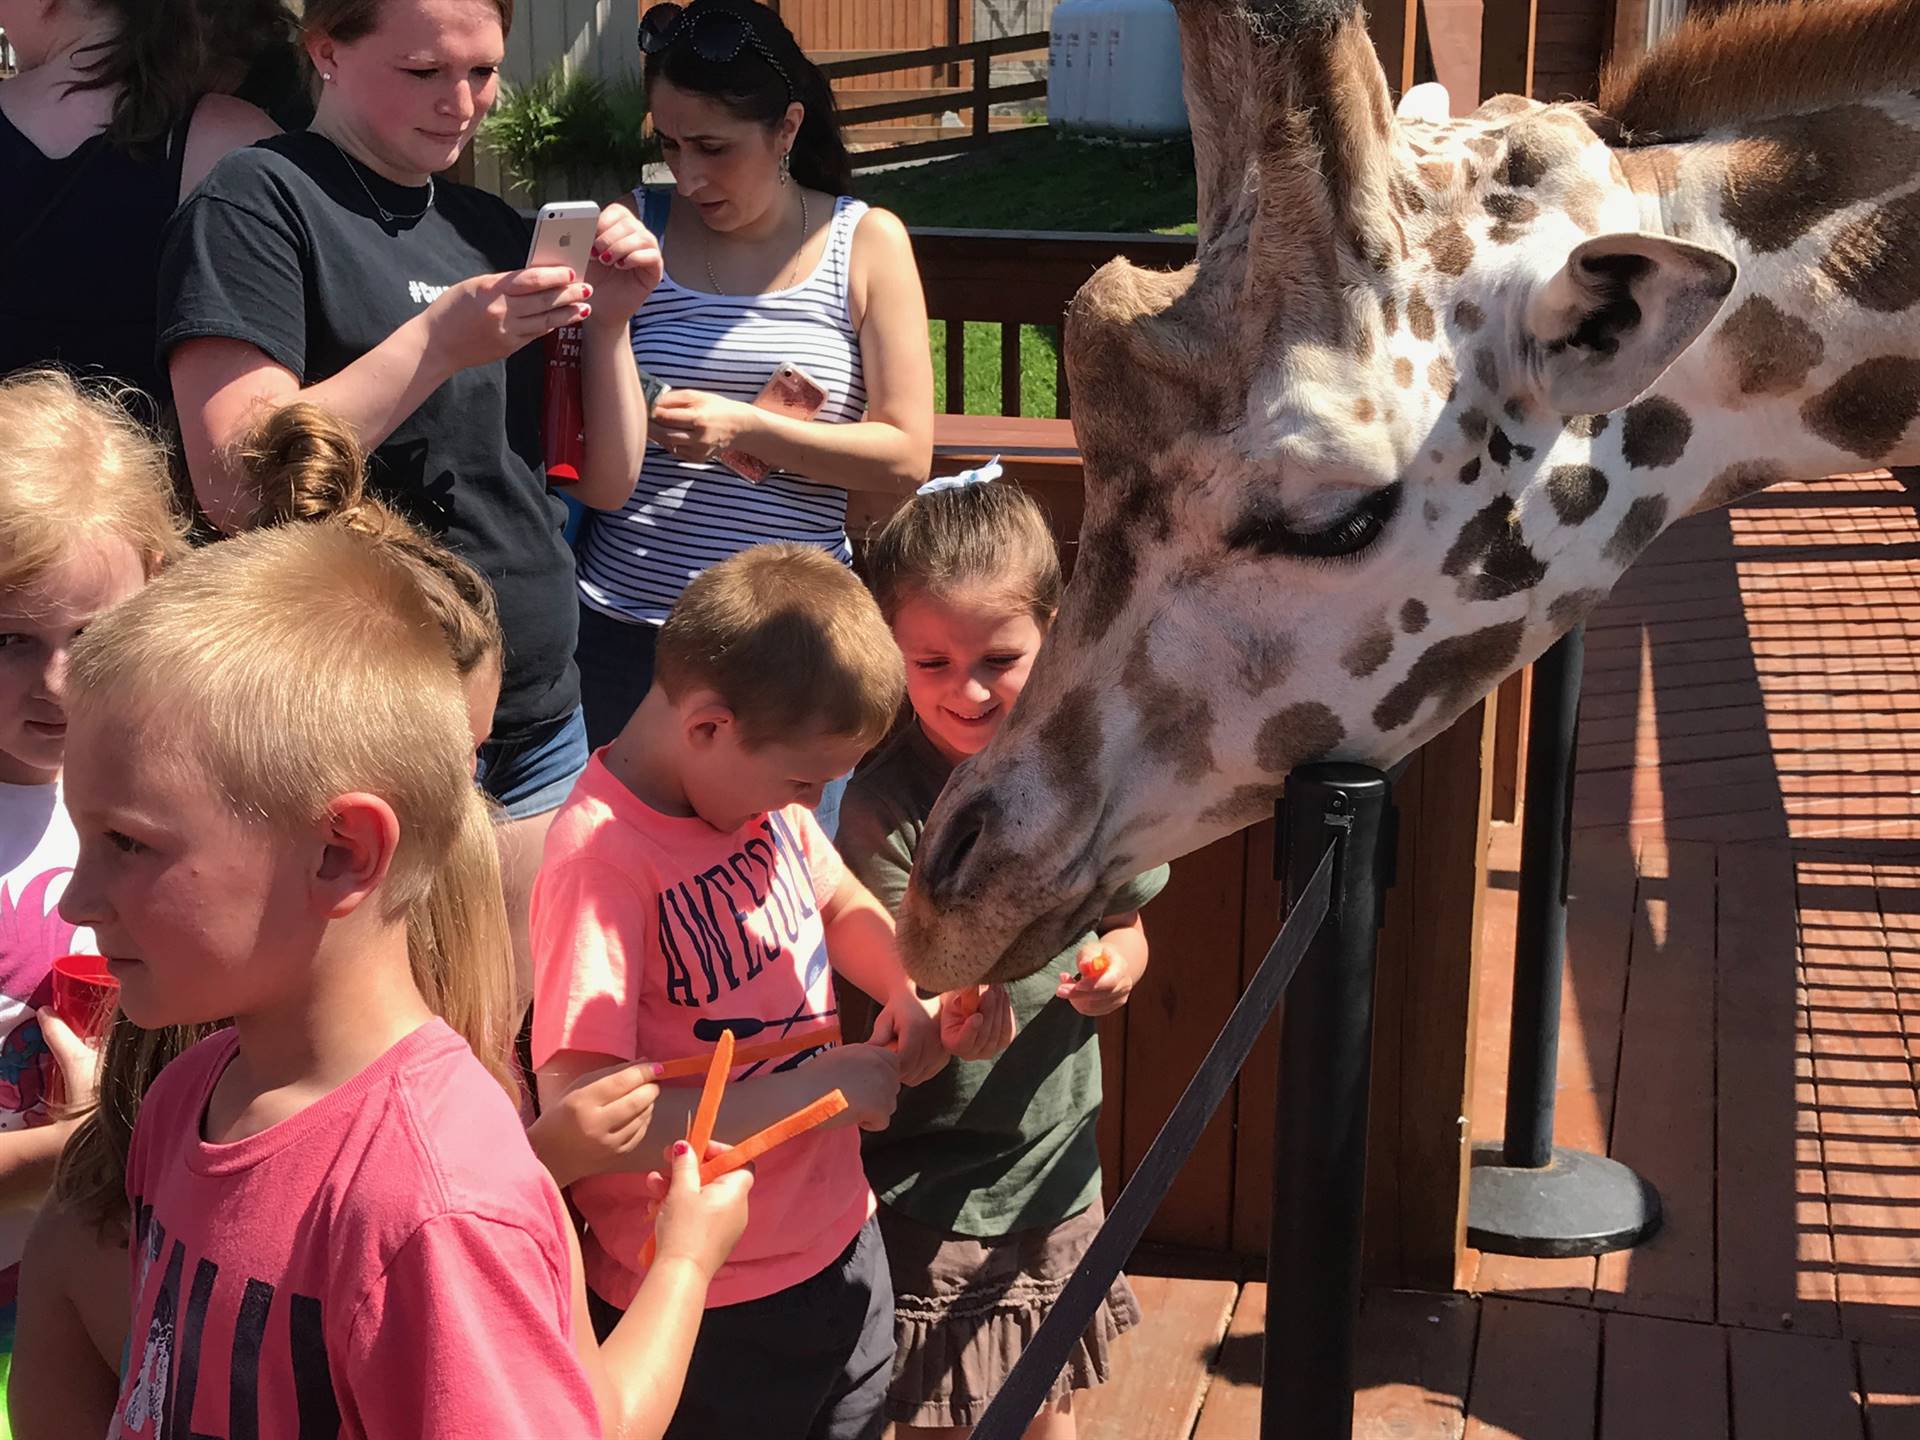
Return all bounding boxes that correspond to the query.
[835,722,1169,1238]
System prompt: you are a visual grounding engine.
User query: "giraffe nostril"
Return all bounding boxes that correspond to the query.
[920,793,997,902]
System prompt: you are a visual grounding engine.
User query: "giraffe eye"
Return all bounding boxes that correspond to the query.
[1225,483,1402,561]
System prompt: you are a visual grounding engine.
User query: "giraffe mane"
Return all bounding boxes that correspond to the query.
[1598,0,1920,143]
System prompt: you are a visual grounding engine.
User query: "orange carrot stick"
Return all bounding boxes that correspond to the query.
[689,1029,733,1156]
[638,1087,849,1270]
[648,1023,839,1080]
[1078,949,1112,981]
[699,1090,848,1183]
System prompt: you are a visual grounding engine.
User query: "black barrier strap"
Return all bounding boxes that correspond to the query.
[970,843,1339,1440]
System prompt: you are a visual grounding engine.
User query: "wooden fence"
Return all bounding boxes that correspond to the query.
[825,32,1051,166]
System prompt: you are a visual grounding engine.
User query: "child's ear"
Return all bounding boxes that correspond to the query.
[314,793,401,919]
[679,690,737,749]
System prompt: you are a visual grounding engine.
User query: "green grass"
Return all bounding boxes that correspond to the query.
[864,128,1198,413]
[860,128,1197,236]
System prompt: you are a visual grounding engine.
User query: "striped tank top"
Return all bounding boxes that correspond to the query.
[577,189,868,625]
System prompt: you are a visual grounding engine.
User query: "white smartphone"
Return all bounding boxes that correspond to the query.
[527,201,601,270]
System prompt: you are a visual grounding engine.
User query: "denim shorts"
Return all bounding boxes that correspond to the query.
[474,706,590,820]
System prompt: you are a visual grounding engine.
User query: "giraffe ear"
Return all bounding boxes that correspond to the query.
[1524,233,1738,416]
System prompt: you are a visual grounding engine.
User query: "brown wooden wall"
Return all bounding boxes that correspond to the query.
[638,0,972,91]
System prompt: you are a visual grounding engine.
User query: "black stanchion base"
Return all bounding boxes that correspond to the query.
[1466,1143,1663,1258]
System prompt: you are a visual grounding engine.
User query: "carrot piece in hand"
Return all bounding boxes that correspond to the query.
[700,1090,848,1182]
[649,1023,839,1080]
[1078,950,1112,981]
[689,1029,734,1156]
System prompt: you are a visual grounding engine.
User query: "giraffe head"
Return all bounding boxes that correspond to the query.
[896,0,1919,990]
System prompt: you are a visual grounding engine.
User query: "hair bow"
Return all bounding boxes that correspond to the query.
[916,457,1002,496]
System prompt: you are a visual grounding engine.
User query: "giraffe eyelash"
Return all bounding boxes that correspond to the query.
[1224,483,1403,562]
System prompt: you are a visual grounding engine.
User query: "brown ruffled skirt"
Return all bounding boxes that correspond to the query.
[878,1197,1141,1428]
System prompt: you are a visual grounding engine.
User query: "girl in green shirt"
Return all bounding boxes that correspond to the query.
[835,477,1168,1439]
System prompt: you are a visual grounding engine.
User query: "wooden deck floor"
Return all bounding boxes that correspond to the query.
[1074,472,1920,1439]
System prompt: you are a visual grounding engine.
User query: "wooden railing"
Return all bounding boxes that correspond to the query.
[907,227,1197,416]
[823,31,1052,170]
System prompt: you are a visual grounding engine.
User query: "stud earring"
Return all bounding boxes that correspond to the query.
[322,71,332,81]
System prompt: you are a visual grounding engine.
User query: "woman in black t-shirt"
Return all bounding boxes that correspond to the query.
[159,0,661,1000]
[0,0,279,407]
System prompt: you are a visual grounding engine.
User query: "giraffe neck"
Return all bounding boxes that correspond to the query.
[1616,94,1920,504]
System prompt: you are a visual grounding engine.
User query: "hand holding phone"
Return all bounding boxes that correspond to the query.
[715,363,831,483]
[527,201,601,272]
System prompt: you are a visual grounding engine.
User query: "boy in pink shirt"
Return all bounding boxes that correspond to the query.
[533,544,954,1440]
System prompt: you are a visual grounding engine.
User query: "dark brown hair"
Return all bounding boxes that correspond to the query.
[643,0,854,197]
[302,0,515,50]
[865,483,1063,627]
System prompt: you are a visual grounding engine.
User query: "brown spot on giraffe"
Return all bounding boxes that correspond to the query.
[1400,599,1430,634]
[1352,397,1376,423]
[1372,621,1527,733]
[1474,348,1501,393]
[1695,459,1786,513]
[1546,464,1610,524]
[1123,635,1217,784]
[1466,134,1500,161]
[1564,413,1610,439]
[1622,397,1693,468]
[1458,457,1482,485]
[1389,174,1426,215]
[1340,622,1394,679]
[1067,520,1137,644]
[1822,188,1920,314]
[1494,132,1553,188]
[1199,783,1285,828]
[1443,496,1547,602]
[1800,357,1920,461]
[1605,496,1669,566]
[1426,221,1475,275]
[1407,289,1436,342]
[1394,357,1415,387]
[1428,357,1457,400]
[1040,684,1105,820]
[1715,295,1827,397]
[1234,632,1297,697]
[1459,407,1491,442]
[1563,179,1603,234]
[1256,702,1346,773]
[1454,300,1486,333]
[1616,145,1683,199]
[1381,293,1399,333]
[1418,159,1455,192]
[1488,426,1516,467]
[1485,191,1539,244]
[1504,396,1531,424]
[1549,588,1609,631]
[1720,105,1918,254]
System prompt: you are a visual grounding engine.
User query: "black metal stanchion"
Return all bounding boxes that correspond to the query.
[1264,763,1394,1440]
[1467,626,1662,1256]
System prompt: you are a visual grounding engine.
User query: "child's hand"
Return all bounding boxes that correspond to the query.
[645,1139,752,1278]
[1056,945,1139,1017]
[940,985,1016,1060]
[526,1060,659,1189]
[38,1009,101,1113]
[816,1043,903,1131]
[870,986,948,1085]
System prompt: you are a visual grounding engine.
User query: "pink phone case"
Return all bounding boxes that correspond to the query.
[717,365,830,483]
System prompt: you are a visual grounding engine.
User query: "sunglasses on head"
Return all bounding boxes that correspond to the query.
[638,4,796,102]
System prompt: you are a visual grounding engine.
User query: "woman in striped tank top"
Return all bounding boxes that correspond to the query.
[575,0,934,759]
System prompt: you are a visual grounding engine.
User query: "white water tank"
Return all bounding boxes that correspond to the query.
[1047,0,1094,129]
[1049,0,1189,136]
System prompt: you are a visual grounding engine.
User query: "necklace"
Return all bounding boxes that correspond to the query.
[703,188,809,295]
[320,134,434,225]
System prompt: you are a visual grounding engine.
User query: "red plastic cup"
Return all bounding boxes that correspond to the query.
[51,953,118,1040]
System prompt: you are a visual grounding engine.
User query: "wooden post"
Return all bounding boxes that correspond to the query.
[1610,0,1656,68]
[1366,0,1421,97]
[1479,0,1539,100]
[972,48,991,144]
